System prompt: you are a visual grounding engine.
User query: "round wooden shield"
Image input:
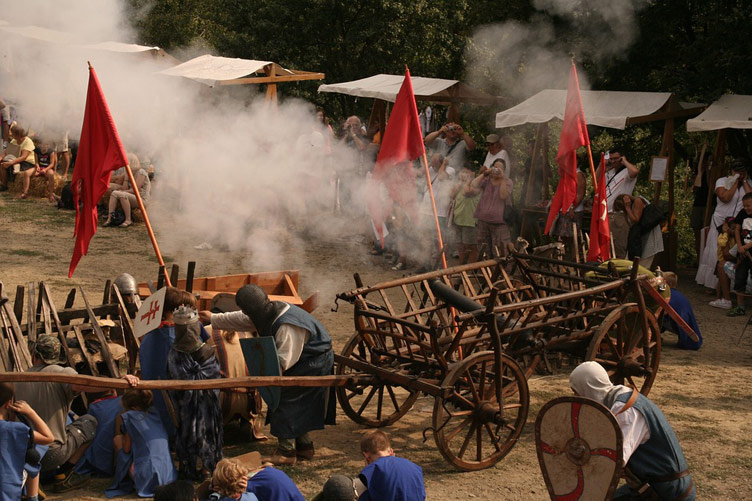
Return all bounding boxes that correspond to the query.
[535,396,622,501]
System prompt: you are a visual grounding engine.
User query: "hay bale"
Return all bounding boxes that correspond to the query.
[11,172,65,197]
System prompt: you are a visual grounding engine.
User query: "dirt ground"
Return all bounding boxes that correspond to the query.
[1,193,751,500]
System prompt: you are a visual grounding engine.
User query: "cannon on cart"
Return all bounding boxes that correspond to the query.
[334,255,666,471]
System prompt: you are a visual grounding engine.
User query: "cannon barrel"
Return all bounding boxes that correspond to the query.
[426,278,484,313]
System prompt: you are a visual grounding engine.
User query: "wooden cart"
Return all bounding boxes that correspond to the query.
[334,255,661,471]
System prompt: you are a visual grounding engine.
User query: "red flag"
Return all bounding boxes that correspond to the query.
[69,66,128,277]
[367,67,424,245]
[545,62,590,234]
[587,153,611,261]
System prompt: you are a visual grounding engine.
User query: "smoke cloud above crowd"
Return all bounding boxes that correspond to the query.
[465,0,649,100]
[0,0,366,275]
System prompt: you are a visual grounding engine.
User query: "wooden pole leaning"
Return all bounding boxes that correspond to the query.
[123,163,171,287]
[586,143,598,192]
[420,152,448,269]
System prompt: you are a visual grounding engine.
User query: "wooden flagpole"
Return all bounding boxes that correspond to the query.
[123,164,171,287]
[420,152,448,269]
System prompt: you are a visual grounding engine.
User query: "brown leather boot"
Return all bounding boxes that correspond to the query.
[296,442,315,460]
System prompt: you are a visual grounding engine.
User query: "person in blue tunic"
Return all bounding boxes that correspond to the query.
[570,362,695,500]
[106,388,177,498]
[354,430,426,501]
[75,394,124,476]
[202,285,335,466]
[0,382,54,501]
[211,458,303,501]
[168,305,223,480]
[139,287,210,436]
[661,272,703,350]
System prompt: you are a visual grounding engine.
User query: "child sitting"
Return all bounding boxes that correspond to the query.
[710,217,736,310]
[355,430,425,501]
[34,137,58,202]
[211,457,304,501]
[661,272,703,350]
[729,193,752,316]
[74,393,124,477]
[0,382,54,501]
[106,388,176,498]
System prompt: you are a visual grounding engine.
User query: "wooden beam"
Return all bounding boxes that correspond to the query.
[219,73,325,86]
[41,282,76,369]
[625,105,706,126]
[0,372,375,390]
[79,287,120,378]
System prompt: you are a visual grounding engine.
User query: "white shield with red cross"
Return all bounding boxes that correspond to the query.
[535,396,623,501]
[134,287,167,339]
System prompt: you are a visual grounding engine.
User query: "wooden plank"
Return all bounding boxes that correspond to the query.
[39,283,53,337]
[0,371,374,390]
[102,279,112,304]
[1,300,32,369]
[41,283,76,371]
[64,288,76,309]
[57,304,120,325]
[218,72,326,86]
[157,265,166,289]
[283,274,298,297]
[72,325,100,376]
[301,292,319,313]
[0,308,22,371]
[79,287,120,378]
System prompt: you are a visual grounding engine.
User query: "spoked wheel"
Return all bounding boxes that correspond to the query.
[433,351,529,471]
[586,303,661,395]
[336,332,419,427]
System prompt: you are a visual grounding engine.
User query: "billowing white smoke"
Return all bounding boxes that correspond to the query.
[466,0,649,100]
[0,0,368,273]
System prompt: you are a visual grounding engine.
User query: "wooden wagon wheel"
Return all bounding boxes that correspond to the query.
[336,332,419,427]
[585,303,661,395]
[432,351,529,471]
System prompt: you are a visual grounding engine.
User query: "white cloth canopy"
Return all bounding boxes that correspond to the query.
[80,41,161,53]
[0,25,79,44]
[496,89,680,130]
[157,54,273,85]
[318,74,459,102]
[686,94,752,132]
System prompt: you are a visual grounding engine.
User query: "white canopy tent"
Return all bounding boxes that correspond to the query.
[0,25,80,44]
[157,54,324,102]
[318,73,498,105]
[686,94,752,132]
[496,89,704,130]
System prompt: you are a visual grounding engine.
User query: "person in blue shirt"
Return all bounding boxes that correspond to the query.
[661,272,703,350]
[355,431,425,501]
[210,457,303,501]
[0,382,54,501]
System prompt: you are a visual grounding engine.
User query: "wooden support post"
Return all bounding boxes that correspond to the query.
[39,284,52,337]
[0,299,32,369]
[64,288,76,309]
[72,325,100,376]
[704,129,727,227]
[13,285,24,324]
[157,266,166,290]
[186,261,196,293]
[0,307,22,371]
[170,264,180,289]
[102,279,112,304]
[26,283,36,342]
[111,285,140,375]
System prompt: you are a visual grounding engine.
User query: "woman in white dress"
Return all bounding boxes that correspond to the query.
[695,161,752,289]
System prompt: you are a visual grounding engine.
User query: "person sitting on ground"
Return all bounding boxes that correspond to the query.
[570,362,694,500]
[471,158,513,258]
[106,388,176,498]
[0,125,36,195]
[104,154,150,227]
[33,136,58,202]
[139,287,208,436]
[0,382,55,501]
[728,192,752,317]
[710,217,737,310]
[168,305,223,480]
[354,430,426,501]
[153,480,197,501]
[200,285,335,466]
[210,457,304,501]
[14,335,138,493]
[661,272,703,350]
[74,392,123,477]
